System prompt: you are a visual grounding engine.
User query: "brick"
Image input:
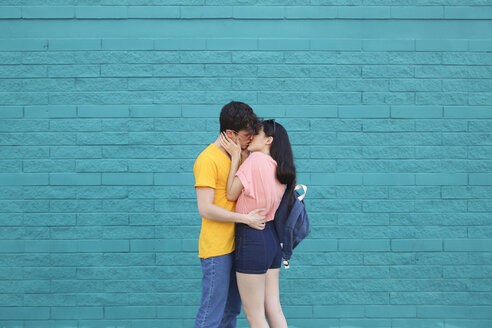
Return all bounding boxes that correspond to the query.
[179,51,230,64]
[363,66,413,78]
[285,7,337,19]
[444,106,492,119]
[75,6,127,19]
[0,39,48,51]
[469,40,492,51]
[102,173,153,186]
[51,307,103,319]
[0,66,47,78]
[206,39,257,50]
[313,305,364,318]
[259,39,310,50]
[0,174,48,186]
[100,64,152,77]
[391,6,443,19]
[311,39,361,51]
[363,174,414,186]
[24,106,76,118]
[391,239,442,252]
[155,38,206,50]
[0,6,21,19]
[128,6,180,19]
[127,78,179,91]
[233,6,284,19]
[232,51,283,63]
[338,6,390,19]
[339,105,390,118]
[445,6,492,19]
[105,307,156,319]
[366,305,416,318]
[102,39,154,51]
[0,106,22,118]
[363,40,415,52]
[77,132,128,145]
[390,79,441,92]
[444,265,492,278]
[416,40,468,51]
[444,240,492,252]
[181,6,232,18]
[470,174,492,185]
[49,39,101,51]
[22,6,74,19]
[339,239,390,251]
[78,106,129,117]
[48,65,99,78]
[469,146,492,159]
[443,320,492,328]
[416,174,467,185]
[50,173,101,185]
[363,200,414,213]
[0,307,49,319]
[0,119,49,133]
[155,173,194,185]
[391,319,444,328]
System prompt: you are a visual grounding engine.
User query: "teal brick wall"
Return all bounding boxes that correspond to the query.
[1,1,492,327]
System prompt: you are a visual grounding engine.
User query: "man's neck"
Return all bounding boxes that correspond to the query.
[213,138,231,159]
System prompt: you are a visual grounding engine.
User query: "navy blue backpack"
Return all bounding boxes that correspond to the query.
[273,185,309,268]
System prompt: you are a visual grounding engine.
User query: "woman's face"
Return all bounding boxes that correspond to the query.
[247,127,272,153]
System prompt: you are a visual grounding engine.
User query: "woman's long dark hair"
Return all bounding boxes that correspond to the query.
[262,120,296,203]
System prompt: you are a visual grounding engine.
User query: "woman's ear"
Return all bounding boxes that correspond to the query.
[266,136,273,145]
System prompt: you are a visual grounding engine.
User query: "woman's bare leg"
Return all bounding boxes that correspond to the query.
[236,272,269,328]
[264,268,287,328]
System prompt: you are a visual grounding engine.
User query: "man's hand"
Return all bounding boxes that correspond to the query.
[245,208,266,230]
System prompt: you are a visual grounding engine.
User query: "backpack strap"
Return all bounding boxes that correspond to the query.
[295,184,307,201]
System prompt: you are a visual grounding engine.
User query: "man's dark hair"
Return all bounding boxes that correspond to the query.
[219,101,259,133]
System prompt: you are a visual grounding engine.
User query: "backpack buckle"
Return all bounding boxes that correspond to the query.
[283,259,290,269]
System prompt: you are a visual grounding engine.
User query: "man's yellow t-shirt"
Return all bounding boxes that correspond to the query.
[194,143,236,259]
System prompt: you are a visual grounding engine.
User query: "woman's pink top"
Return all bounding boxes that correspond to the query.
[235,152,286,222]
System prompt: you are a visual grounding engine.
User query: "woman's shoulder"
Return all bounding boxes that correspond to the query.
[248,151,269,161]
[247,152,276,165]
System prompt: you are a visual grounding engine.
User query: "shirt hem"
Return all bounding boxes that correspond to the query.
[198,249,235,259]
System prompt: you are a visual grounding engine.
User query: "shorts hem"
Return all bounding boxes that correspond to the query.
[235,268,267,274]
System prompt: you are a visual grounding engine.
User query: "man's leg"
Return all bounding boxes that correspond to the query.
[195,254,233,328]
[219,252,241,328]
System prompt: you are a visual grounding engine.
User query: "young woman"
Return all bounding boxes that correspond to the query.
[219,119,296,328]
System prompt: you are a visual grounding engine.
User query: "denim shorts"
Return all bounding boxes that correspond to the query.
[234,221,282,274]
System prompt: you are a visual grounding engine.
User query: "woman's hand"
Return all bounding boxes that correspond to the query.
[219,132,241,159]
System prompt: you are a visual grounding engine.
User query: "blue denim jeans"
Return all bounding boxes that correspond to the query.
[195,253,241,328]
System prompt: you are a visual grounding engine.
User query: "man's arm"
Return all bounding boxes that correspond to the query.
[196,187,266,230]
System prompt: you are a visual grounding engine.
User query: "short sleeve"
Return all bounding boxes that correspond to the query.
[194,155,217,189]
[236,153,260,198]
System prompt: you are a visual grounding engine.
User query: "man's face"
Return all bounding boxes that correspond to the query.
[228,128,254,150]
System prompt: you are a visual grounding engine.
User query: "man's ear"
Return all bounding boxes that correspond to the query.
[224,130,236,139]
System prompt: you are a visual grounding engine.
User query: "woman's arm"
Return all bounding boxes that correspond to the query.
[225,154,243,201]
[219,133,244,201]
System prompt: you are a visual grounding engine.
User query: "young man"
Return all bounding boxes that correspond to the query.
[193,101,266,328]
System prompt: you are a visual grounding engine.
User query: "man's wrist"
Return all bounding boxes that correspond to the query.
[235,213,247,224]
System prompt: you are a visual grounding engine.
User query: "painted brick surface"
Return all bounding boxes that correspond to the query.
[1,1,492,327]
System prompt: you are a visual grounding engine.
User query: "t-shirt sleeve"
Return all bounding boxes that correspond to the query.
[194,155,217,189]
[236,153,259,198]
